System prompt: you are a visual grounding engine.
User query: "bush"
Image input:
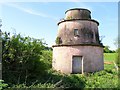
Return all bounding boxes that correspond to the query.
[2,32,52,85]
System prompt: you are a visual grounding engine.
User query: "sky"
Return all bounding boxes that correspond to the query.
[0,1,118,50]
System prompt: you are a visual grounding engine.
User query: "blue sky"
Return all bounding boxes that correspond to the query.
[0,2,118,50]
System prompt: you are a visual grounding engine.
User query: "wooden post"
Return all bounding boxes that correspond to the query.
[113,61,118,72]
[82,57,84,75]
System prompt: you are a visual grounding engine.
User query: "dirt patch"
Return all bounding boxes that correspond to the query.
[104,61,113,64]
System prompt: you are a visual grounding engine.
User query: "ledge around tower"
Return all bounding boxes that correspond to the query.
[65,8,91,14]
[57,19,99,26]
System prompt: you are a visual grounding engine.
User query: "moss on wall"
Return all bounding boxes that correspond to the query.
[66,16,73,20]
[55,37,62,44]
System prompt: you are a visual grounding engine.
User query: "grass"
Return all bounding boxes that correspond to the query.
[104,53,118,62]
[104,53,118,70]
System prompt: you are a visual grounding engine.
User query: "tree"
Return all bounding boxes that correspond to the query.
[103,46,115,53]
[104,46,110,53]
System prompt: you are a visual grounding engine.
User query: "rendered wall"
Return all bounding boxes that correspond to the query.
[52,46,104,74]
[57,20,100,45]
[65,9,91,19]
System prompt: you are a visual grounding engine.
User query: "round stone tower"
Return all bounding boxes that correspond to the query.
[52,8,104,74]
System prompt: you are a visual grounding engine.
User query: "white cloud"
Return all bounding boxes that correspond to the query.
[21,8,49,18]
[3,3,58,20]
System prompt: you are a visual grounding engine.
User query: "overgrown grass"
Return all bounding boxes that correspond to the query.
[9,68,118,88]
[4,53,119,89]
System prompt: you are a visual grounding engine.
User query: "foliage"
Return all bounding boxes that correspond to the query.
[12,67,117,88]
[7,67,118,88]
[85,70,118,88]
[2,32,51,86]
[0,80,8,89]
[40,50,52,69]
[11,83,55,88]
[104,46,115,53]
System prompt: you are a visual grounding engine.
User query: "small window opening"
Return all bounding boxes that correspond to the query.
[74,29,79,36]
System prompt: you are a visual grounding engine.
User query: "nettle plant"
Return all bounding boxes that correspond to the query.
[0,80,8,89]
